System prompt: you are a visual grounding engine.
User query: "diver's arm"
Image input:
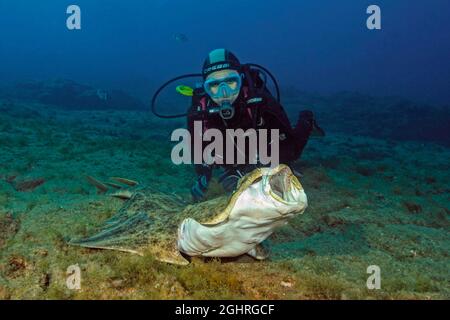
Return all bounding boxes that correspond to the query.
[259,94,317,163]
[290,110,316,160]
[259,92,294,129]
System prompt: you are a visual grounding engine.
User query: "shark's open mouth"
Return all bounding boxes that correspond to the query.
[264,165,303,205]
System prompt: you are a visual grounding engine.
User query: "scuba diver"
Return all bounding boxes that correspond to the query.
[151,48,324,201]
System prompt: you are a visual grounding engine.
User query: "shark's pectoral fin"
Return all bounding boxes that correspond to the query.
[68,211,152,254]
[69,212,189,266]
[153,242,190,266]
[155,251,190,266]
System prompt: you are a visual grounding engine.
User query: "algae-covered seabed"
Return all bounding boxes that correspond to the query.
[0,100,448,300]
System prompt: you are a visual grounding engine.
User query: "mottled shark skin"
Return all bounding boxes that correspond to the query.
[69,164,307,265]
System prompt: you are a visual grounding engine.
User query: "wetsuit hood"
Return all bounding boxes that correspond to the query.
[202,49,241,79]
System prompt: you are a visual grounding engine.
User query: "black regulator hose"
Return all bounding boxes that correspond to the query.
[246,63,281,103]
[151,65,280,119]
[151,73,202,119]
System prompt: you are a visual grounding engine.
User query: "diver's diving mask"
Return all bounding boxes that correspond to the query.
[203,72,242,119]
[203,73,242,100]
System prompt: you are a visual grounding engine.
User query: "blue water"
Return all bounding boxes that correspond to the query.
[1,1,450,300]
[0,0,449,105]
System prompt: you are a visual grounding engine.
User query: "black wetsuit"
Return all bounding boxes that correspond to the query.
[187,78,318,199]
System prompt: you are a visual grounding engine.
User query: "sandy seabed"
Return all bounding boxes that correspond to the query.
[0,99,448,299]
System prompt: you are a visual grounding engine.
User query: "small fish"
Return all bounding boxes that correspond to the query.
[110,177,139,187]
[86,176,108,194]
[173,33,188,43]
[96,89,108,101]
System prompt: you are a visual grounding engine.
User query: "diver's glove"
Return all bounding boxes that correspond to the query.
[297,110,325,137]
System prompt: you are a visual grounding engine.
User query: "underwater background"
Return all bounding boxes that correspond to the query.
[0,0,449,299]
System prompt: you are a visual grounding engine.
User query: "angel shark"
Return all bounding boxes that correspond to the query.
[70,164,308,265]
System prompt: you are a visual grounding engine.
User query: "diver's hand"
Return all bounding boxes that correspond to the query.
[191,175,209,202]
[297,110,325,137]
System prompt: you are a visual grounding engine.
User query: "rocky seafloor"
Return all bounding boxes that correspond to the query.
[0,93,449,299]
